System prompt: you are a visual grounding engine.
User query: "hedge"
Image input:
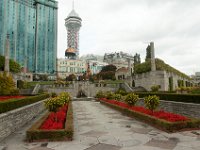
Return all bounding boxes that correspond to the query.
[26,102,73,142]
[0,93,50,113]
[135,92,200,104]
[100,100,200,132]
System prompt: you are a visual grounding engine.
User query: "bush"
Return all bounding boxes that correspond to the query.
[95,91,105,98]
[44,97,63,113]
[144,95,160,112]
[59,92,71,104]
[105,91,115,100]
[124,93,139,106]
[51,92,57,98]
[113,94,122,101]
[115,88,127,96]
[0,93,50,113]
[151,85,160,92]
[0,72,18,96]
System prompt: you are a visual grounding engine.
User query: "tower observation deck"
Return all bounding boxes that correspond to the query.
[65,4,82,59]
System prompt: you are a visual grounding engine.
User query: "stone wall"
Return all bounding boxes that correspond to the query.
[137,99,200,118]
[134,70,189,91]
[0,100,46,141]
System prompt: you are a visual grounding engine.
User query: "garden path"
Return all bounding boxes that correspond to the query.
[1,100,200,150]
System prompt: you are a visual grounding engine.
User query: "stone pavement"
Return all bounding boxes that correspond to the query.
[1,100,200,150]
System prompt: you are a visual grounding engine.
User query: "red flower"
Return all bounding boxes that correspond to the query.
[40,105,68,130]
[100,99,189,122]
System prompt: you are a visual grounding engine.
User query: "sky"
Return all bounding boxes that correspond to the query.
[57,0,200,75]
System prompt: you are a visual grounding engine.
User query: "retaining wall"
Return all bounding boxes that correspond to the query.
[0,100,46,141]
[138,99,200,118]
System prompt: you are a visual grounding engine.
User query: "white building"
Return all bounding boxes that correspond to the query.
[57,58,86,79]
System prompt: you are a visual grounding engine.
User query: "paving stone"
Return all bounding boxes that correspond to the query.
[30,147,54,150]
[80,122,100,127]
[81,130,108,138]
[128,127,152,134]
[118,139,141,147]
[77,117,94,120]
[145,139,178,149]
[84,143,121,150]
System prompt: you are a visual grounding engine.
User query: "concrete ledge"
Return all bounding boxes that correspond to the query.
[0,100,46,141]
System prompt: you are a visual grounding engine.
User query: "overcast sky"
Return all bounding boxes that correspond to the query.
[57,0,200,75]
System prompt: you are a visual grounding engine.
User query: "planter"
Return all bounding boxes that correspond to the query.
[99,99,200,132]
[26,102,73,142]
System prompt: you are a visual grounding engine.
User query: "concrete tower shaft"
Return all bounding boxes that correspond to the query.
[65,8,82,59]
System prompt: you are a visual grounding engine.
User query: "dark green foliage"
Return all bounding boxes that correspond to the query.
[0,94,49,113]
[0,55,21,73]
[115,88,127,96]
[95,91,105,98]
[135,92,200,104]
[105,91,115,100]
[169,77,173,91]
[26,102,73,142]
[145,45,151,61]
[51,92,57,98]
[144,95,160,112]
[134,58,190,80]
[100,100,200,132]
[151,85,160,92]
[97,71,116,80]
[124,93,139,106]
[101,64,117,72]
[134,60,151,74]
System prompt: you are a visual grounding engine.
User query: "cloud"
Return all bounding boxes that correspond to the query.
[57,0,200,75]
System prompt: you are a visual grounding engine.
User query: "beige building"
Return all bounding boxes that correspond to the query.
[57,58,86,79]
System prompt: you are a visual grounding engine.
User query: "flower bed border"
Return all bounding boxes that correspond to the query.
[0,94,49,114]
[100,100,200,132]
[26,102,73,142]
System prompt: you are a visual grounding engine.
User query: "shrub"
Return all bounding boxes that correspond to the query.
[105,91,115,100]
[0,93,49,113]
[115,88,127,96]
[113,94,122,101]
[124,93,139,106]
[44,97,63,113]
[95,91,105,98]
[51,92,57,98]
[144,95,160,113]
[151,85,160,92]
[0,72,18,96]
[59,92,71,104]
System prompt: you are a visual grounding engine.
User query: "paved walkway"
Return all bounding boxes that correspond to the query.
[1,100,200,150]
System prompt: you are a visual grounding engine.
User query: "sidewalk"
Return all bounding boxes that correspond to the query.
[1,100,200,150]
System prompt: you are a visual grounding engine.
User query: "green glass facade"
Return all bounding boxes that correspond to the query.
[0,0,58,74]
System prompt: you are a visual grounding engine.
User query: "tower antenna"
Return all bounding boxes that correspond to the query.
[72,0,74,10]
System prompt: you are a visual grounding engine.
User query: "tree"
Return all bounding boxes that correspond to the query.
[66,74,76,81]
[0,55,21,73]
[145,45,151,61]
[101,64,117,72]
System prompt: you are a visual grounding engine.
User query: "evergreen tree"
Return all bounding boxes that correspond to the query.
[145,45,151,61]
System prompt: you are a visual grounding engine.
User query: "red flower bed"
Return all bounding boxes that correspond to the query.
[0,96,25,102]
[100,98,189,122]
[40,105,68,130]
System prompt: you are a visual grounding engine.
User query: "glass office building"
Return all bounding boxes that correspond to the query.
[0,0,58,74]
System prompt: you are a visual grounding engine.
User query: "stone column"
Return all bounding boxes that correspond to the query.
[127,59,132,87]
[150,42,156,71]
[5,34,10,75]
